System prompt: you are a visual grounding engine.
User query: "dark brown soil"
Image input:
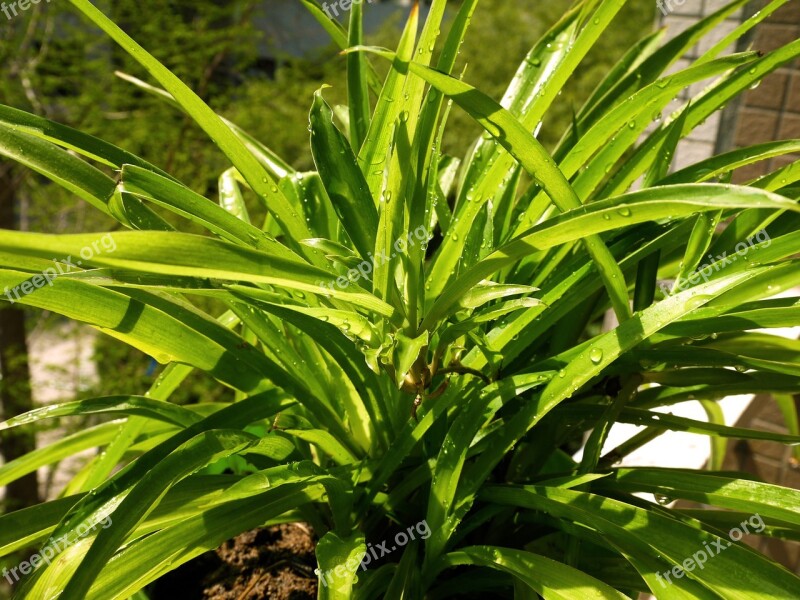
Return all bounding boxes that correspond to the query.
[148,524,318,600]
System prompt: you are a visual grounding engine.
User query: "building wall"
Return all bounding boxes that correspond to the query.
[731,0,800,181]
[657,0,800,576]
[719,394,800,572]
[657,0,746,170]
[657,0,800,175]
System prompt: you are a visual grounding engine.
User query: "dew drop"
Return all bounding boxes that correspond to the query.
[686,294,712,310]
[589,347,604,365]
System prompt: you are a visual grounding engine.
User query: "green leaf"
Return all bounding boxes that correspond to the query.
[424,374,551,563]
[354,47,633,324]
[357,5,418,200]
[119,165,303,261]
[600,468,800,527]
[773,393,800,464]
[558,404,800,445]
[456,266,785,521]
[316,531,366,600]
[482,484,800,598]
[0,103,172,179]
[0,395,202,431]
[425,184,799,328]
[66,0,318,255]
[434,546,631,600]
[393,330,429,389]
[347,0,370,150]
[0,422,123,488]
[310,88,378,258]
[457,283,539,311]
[40,478,327,599]
[218,168,251,223]
[699,400,727,471]
[384,542,421,600]
[0,125,167,231]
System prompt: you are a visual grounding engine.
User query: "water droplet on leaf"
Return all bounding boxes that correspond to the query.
[589,347,604,364]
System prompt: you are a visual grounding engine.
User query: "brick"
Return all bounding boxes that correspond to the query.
[735,108,780,145]
[674,139,715,170]
[749,397,787,424]
[745,72,789,111]
[750,455,783,482]
[771,154,800,170]
[674,0,704,15]
[740,534,761,552]
[754,24,800,55]
[751,417,790,434]
[781,466,800,491]
[725,440,760,471]
[697,19,738,56]
[656,0,704,17]
[662,16,701,44]
[761,538,800,572]
[714,392,800,579]
[748,439,790,462]
[780,114,800,139]
[689,112,721,143]
[722,440,746,470]
[704,0,742,19]
[788,75,800,114]
[771,1,800,26]
[732,160,769,184]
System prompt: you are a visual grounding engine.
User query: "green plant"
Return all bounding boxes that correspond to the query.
[1,0,800,598]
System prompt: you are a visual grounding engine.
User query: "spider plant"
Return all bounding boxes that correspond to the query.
[1,0,800,598]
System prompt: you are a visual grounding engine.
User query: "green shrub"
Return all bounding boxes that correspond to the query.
[1,0,800,598]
